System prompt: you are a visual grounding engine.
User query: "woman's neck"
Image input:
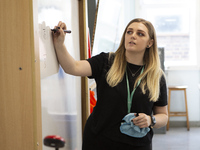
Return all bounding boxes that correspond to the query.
[125,51,144,65]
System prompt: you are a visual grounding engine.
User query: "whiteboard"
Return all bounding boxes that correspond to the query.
[38,0,82,150]
[39,21,59,79]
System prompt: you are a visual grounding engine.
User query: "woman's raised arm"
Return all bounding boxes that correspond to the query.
[52,21,92,77]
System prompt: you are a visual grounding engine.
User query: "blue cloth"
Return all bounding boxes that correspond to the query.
[120,113,150,138]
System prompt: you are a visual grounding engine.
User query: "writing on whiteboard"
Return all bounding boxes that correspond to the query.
[39,21,59,79]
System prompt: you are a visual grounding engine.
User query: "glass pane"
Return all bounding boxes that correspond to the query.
[38,0,81,149]
[138,0,196,66]
[92,0,123,56]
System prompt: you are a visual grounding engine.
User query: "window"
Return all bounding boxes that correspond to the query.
[92,0,124,56]
[92,0,135,56]
[135,0,198,69]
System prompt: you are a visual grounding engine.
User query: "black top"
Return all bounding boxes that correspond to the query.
[86,52,167,146]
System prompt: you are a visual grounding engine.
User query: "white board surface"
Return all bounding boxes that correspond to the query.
[39,21,59,79]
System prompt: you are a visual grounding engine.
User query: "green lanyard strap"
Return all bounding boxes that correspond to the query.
[126,67,144,113]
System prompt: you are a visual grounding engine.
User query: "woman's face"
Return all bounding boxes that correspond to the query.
[124,22,153,53]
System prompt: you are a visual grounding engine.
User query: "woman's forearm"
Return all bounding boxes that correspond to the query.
[53,21,92,76]
[54,42,92,77]
[54,43,77,75]
[153,114,168,128]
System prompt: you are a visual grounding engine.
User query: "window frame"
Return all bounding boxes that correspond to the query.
[135,0,200,70]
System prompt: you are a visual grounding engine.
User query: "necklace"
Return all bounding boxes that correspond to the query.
[126,67,144,113]
[127,65,143,78]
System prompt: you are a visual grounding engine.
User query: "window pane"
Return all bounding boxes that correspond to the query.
[138,0,196,67]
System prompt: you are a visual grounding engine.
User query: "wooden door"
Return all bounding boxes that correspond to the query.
[0,0,42,149]
[0,0,88,149]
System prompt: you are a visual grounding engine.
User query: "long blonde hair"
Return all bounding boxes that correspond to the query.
[106,18,164,102]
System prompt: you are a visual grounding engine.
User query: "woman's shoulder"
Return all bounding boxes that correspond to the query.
[160,72,167,87]
[98,52,115,58]
[92,52,115,64]
[92,52,110,59]
[107,52,115,64]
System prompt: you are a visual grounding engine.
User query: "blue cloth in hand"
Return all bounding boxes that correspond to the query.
[120,113,150,138]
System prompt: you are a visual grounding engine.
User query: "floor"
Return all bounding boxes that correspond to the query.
[152,127,200,150]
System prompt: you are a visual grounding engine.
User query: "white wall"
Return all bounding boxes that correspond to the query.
[166,69,200,122]
[166,0,200,123]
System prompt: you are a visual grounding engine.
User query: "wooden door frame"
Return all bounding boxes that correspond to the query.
[78,0,90,135]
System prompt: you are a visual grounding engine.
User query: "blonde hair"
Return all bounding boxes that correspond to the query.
[106,18,164,102]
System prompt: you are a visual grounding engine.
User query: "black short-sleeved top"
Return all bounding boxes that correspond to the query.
[86,52,167,146]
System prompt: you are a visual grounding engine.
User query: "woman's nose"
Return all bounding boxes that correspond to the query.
[131,32,136,39]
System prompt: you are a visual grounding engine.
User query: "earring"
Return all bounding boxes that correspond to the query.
[147,45,150,48]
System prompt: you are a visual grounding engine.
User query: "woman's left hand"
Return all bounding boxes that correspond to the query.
[132,113,151,128]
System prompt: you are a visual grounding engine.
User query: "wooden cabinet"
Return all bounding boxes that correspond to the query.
[0,0,88,149]
[0,0,42,150]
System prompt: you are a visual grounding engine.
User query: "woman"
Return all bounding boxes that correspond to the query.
[53,18,168,150]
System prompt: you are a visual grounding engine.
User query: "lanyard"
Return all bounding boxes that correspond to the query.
[126,67,144,113]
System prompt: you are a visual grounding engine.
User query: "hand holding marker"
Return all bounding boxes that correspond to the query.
[51,27,71,33]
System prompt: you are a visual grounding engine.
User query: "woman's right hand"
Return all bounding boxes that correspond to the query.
[52,21,92,77]
[52,21,67,47]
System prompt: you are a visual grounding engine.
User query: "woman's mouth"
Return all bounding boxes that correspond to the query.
[129,41,136,45]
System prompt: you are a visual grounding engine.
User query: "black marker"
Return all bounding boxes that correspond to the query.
[51,27,71,33]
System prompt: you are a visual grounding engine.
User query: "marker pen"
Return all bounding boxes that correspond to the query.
[51,27,71,33]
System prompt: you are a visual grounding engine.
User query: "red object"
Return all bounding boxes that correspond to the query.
[90,90,97,113]
[88,28,91,58]
[43,135,65,149]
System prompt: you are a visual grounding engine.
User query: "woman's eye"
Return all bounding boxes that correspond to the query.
[138,32,144,36]
[127,31,132,34]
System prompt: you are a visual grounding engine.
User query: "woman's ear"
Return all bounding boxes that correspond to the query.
[147,39,154,48]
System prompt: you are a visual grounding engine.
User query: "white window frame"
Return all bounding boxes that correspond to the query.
[134,0,200,70]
